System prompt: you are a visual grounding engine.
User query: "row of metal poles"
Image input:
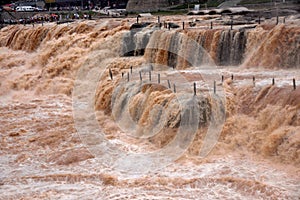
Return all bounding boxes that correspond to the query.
[109,68,297,95]
[137,15,286,30]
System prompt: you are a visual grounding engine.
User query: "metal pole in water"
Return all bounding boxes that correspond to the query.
[258,16,261,24]
[149,71,151,81]
[122,72,124,78]
[276,15,279,25]
[158,73,160,84]
[293,78,296,90]
[230,20,233,30]
[139,71,142,81]
[127,72,130,82]
[272,78,275,85]
[173,84,176,93]
[137,16,139,24]
[158,16,160,23]
[109,68,113,80]
[167,80,171,89]
[214,80,216,94]
[194,82,196,96]
[231,74,234,80]
[253,76,255,86]
[182,22,185,30]
[222,75,224,83]
[210,21,213,29]
[130,66,133,74]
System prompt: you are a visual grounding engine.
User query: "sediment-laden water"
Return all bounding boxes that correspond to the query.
[0,16,299,199]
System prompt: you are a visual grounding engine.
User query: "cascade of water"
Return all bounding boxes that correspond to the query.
[145,30,215,69]
[110,76,213,140]
[122,26,157,57]
[216,30,246,66]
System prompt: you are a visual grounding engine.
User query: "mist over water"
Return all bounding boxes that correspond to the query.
[0,16,299,199]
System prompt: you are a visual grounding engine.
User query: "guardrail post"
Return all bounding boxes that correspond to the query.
[167,80,171,89]
[109,68,113,80]
[214,80,216,94]
[139,71,142,81]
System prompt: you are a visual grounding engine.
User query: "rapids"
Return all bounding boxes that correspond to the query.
[0,15,299,199]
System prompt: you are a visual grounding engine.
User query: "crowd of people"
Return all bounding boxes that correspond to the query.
[1,12,92,25]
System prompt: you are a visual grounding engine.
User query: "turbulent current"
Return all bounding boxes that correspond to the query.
[0,15,299,199]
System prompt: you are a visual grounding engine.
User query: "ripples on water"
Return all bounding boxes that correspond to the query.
[0,16,299,199]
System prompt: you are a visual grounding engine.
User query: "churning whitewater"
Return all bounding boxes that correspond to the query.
[0,15,299,199]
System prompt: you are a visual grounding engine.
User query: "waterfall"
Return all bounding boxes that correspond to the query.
[110,79,212,138]
[144,30,215,69]
[122,26,156,57]
[143,29,247,68]
[217,30,246,66]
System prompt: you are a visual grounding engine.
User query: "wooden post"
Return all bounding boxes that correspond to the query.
[210,21,213,29]
[221,75,224,83]
[139,71,142,81]
[122,72,124,78]
[137,16,139,24]
[253,76,255,86]
[230,20,233,30]
[173,84,176,93]
[168,23,171,30]
[293,78,296,90]
[194,82,196,96]
[127,72,130,82]
[109,68,113,80]
[272,78,275,85]
[130,66,133,74]
[276,15,279,25]
[214,80,216,94]
[283,17,285,24]
[158,16,160,23]
[182,22,185,30]
[158,73,160,84]
[231,74,234,80]
[167,80,171,89]
[149,71,151,81]
[258,16,261,24]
